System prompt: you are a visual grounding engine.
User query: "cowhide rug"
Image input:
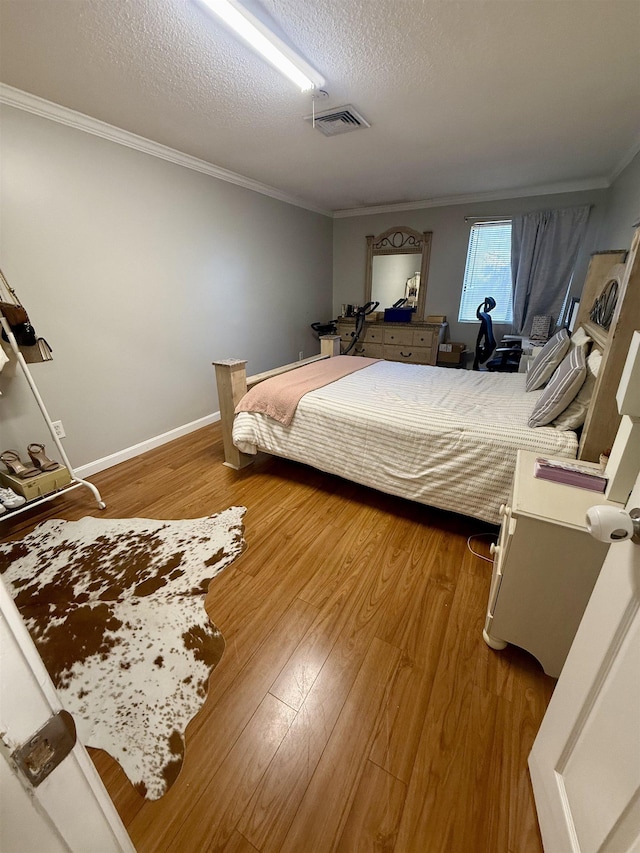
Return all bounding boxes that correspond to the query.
[0,507,246,799]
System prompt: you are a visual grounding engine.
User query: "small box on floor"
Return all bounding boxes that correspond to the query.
[0,466,72,500]
[437,342,466,365]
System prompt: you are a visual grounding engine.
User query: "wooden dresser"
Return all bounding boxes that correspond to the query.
[336,319,447,365]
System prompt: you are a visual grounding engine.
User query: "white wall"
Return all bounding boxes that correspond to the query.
[0,107,333,469]
[333,188,610,349]
[595,152,640,251]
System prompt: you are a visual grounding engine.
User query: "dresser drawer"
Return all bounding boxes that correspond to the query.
[353,343,383,359]
[411,348,433,365]
[383,345,431,364]
[383,326,414,346]
[363,325,383,343]
[412,329,434,347]
[337,324,355,346]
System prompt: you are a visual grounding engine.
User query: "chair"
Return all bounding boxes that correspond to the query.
[473,298,523,372]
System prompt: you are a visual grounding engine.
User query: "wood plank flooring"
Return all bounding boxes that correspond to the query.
[1,424,555,852]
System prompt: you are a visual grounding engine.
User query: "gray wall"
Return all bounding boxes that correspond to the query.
[0,107,333,468]
[595,152,640,251]
[333,188,611,349]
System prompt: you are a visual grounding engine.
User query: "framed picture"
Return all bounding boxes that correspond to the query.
[566,297,580,332]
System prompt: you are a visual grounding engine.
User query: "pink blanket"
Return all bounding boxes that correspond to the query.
[235,356,380,426]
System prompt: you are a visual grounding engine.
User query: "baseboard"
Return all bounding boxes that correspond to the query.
[74,412,220,478]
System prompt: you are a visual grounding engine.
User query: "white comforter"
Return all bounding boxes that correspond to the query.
[233,361,578,524]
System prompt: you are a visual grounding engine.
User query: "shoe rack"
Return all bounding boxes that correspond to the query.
[0,314,106,519]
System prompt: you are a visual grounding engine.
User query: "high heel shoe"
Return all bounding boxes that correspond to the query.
[27,443,60,472]
[1,449,39,479]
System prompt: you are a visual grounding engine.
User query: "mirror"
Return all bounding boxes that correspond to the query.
[365,227,432,319]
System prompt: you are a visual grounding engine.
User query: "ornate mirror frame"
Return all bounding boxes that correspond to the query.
[365,227,433,320]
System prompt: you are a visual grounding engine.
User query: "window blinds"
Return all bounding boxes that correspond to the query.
[458,221,513,323]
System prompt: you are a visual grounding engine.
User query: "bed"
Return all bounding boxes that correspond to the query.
[233,360,577,524]
[214,230,639,525]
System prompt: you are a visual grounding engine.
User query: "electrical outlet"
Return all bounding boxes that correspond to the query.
[52,420,66,439]
[299,351,304,360]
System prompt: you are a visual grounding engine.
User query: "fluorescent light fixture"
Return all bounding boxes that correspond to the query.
[197,0,325,91]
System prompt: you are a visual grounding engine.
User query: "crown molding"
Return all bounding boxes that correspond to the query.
[3,84,635,221]
[0,84,331,218]
[332,177,611,218]
[609,135,640,184]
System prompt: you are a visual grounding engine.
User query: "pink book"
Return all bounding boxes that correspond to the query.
[534,458,607,492]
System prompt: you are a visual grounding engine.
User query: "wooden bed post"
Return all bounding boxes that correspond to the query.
[578,229,640,462]
[214,345,338,470]
[320,335,341,357]
[213,359,253,470]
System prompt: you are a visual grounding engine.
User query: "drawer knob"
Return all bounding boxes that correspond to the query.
[400,351,412,358]
[489,543,499,556]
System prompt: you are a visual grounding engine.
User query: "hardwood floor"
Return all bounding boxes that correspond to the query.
[1,424,555,852]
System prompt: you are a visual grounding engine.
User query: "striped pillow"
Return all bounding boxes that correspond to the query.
[526,329,571,391]
[528,347,587,428]
[553,349,602,430]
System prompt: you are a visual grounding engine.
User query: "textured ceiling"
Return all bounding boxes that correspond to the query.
[1,0,639,212]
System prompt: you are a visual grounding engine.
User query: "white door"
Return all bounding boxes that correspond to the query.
[529,473,640,852]
[0,577,135,853]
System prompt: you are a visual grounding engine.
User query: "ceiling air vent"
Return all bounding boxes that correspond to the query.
[305,104,370,137]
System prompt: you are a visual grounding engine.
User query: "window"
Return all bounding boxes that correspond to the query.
[458,220,513,323]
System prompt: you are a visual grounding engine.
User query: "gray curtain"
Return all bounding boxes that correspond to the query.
[511,205,590,335]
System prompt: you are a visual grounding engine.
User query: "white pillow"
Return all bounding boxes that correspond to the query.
[526,329,571,392]
[553,349,602,430]
[528,346,587,428]
[570,326,592,349]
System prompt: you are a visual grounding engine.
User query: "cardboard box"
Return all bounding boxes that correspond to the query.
[437,352,465,364]
[437,342,466,365]
[427,315,447,323]
[0,466,72,500]
[438,342,466,354]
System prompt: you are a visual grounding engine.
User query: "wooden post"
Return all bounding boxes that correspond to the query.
[579,229,640,461]
[213,359,253,470]
[320,335,341,357]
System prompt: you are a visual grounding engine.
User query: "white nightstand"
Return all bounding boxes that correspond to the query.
[483,449,622,677]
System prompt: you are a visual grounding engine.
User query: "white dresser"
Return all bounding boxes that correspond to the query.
[483,450,621,677]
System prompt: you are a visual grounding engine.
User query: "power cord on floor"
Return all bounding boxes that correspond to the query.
[466,532,497,563]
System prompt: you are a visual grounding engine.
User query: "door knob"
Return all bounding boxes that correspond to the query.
[585,506,640,545]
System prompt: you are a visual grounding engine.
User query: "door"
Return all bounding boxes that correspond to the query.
[0,577,135,853]
[529,473,640,852]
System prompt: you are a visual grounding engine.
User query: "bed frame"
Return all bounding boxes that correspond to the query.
[214,227,639,471]
[573,228,639,460]
[213,336,341,470]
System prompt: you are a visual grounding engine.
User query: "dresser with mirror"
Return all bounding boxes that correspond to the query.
[337,225,447,365]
